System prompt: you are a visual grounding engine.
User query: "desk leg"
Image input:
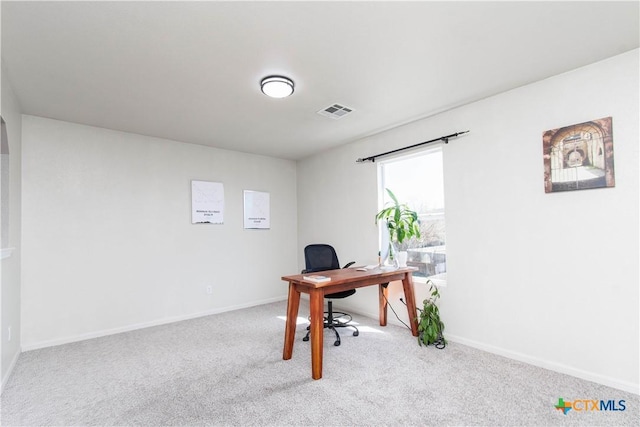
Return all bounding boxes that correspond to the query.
[402,273,419,337]
[283,282,301,360]
[309,289,324,380]
[378,284,388,326]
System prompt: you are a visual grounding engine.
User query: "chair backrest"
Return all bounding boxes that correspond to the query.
[303,244,341,273]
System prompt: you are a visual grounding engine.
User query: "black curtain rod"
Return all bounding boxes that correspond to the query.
[356,130,469,163]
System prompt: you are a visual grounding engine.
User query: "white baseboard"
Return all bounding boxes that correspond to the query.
[21,295,288,352]
[442,334,639,395]
[1,349,20,395]
[339,306,639,395]
[20,297,638,395]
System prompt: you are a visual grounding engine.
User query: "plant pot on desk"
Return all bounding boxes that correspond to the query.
[396,250,408,267]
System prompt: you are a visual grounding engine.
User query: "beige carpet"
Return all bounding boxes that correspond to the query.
[1,300,637,426]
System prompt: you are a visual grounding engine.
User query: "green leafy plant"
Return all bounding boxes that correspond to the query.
[417,282,446,348]
[375,188,421,245]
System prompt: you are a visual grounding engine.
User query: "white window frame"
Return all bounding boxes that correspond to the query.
[1,116,12,259]
[377,145,447,286]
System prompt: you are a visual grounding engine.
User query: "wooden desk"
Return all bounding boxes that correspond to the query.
[281,266,419,379]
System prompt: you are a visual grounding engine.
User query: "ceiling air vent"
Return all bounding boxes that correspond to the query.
[317,103,354,120]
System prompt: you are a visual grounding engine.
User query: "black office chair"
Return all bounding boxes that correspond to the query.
[302,244,359,346]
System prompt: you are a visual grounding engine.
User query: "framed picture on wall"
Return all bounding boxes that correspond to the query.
[191,180,224,224]
[542,117,615,193]
[243,190,270,229]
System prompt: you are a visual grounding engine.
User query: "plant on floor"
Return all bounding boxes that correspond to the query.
[417,282,446,348]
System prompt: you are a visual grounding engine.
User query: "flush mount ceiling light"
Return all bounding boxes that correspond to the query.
[260,75,294,98]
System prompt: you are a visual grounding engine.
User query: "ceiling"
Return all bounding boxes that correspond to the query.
[2,1,638,160]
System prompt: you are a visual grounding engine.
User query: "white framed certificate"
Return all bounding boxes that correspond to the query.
[191,180,224,224]
[243,190,270,229]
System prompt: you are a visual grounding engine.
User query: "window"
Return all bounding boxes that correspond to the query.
[378,146,446,284]
[1,117,10,253]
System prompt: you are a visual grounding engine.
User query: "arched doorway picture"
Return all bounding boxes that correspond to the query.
[542,117,615,193]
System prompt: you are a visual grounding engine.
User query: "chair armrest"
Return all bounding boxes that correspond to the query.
[342,261,355,269]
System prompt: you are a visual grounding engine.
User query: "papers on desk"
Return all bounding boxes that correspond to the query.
[302,275,331,283]
[356,265,379,271]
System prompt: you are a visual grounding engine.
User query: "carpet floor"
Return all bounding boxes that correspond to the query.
[1,300,637,426]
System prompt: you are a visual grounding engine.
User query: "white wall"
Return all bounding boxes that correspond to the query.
[1,63,23,391]
[21,117,297,349]
[297,49,639,393]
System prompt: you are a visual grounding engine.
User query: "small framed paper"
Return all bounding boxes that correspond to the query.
[191,180,224,224]
[243,190,270,229]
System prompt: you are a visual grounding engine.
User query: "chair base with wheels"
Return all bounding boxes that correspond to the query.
[301,244,360,346]
[302,296,359,346]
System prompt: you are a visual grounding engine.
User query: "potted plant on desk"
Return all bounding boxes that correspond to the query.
[375,188,421,267]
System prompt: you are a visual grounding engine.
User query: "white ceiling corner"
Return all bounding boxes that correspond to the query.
[1,1,638,160]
